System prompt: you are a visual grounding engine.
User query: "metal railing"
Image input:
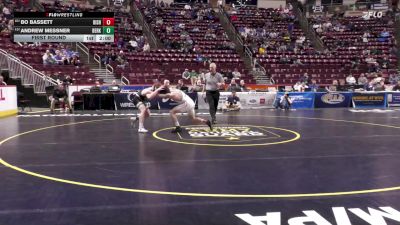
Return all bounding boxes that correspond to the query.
[94,53,102,69]
[106,64,114,80]
[132,1,160,49]
[0,49,58,94]
[76,42,90,64]
[291,0,325,51]
[218,5,254,66]
[121,75,130,85]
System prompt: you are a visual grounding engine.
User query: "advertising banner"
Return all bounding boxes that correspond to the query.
[387,92,400,107]
[275,92,315,109]
[352,92,387,108]
[197,92,276,110]
[0,86,17,117]
[114,92,198,110]
[314,92,352,108]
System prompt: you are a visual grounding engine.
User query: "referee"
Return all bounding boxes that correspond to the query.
[202,63,224,124]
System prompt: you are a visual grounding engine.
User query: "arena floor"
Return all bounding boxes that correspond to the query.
[1,108,400,225]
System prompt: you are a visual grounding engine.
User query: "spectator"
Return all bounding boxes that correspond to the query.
[358,73,368,85]
[232,68,241,80]
[392,80,400,91]
[190,79,203,92]
[226,79,240,92]
[176,79,188,91]
[182,68,190,80]
[0,75,6,85]
[63,75,73,86]
[90,81,102,92]
[300,73,310,84]
[309,79,319,92]
[346,74,356,85]
[223,91,241,112]
[326,80,339,92]
[374,80,386,91]
[42,50,56,65]
[143,42,150,52]
[189,69,198,86]
[239,80,248,92]
[389,73,400,85]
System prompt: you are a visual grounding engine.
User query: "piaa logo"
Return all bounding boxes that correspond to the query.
[321,93,345,104]
[153,125,300,147]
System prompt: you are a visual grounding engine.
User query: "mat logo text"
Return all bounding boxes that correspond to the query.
[236,206,400,225]
[187,127,264,137]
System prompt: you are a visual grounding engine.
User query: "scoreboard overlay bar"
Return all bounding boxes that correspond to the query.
[13,12,114,43]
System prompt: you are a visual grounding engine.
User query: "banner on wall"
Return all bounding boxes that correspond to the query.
[314,92,352,108]
[114,92,198,110]
[275,92,315,109]
[352,92,387,108]
[197,92,276,109]
[0,86,17,115]
[387,92,400,107]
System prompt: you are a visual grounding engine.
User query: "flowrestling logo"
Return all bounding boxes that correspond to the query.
[236,206,400,225]
[362,11,383,20]
[321,93,345,104]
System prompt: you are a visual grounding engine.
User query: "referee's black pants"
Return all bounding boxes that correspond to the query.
[206,90,220,121]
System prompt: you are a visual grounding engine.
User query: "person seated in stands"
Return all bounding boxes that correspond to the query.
[226,79,240,92]
[53,50,66,65]
[346,74,357,85]
[294,81,308,92]
[223,91,241,112]
[223,69,233,81]
[63,75,73,86]
[389,73,400,85]
[0,75,6,85]
[378,57,390,70]
[70,55,81,67]
[392,80,400,91]
[378,28,390,42]
[358,73,368,86]
[337,79,347,91]
[90,81,102,93]
[309,79,319,92]
[326,80,339,92]
[189,69,198,86]
[239,80,248,92]
[176,79,188,92]
[50,84,72,113]
[182,68,190,80]
[232,68,241,80]
[300,73,310,84]
[42,50,56,65]
[372,80,386,91]
[190,79,203,92]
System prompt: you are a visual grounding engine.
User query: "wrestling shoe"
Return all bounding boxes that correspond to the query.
[138,128,148,133]
[171,126,183,133]
[206,120,213,131]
